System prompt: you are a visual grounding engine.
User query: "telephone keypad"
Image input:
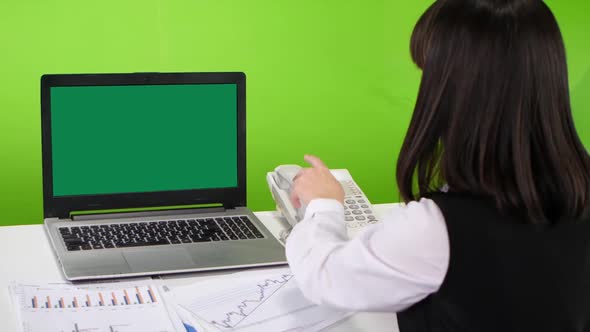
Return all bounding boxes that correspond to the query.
[341,180,379,234]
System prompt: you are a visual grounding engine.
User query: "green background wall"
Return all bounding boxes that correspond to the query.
[0,1,588,226]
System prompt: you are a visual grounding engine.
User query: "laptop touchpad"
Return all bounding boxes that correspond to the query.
[123,248,195,273]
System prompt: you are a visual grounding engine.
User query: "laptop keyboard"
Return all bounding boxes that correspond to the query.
[58,216,265,251]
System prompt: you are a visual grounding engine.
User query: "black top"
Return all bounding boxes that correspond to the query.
[397,193,590,332]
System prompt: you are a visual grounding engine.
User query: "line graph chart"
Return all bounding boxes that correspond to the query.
[172,269,350,332]
[208,274,292,329]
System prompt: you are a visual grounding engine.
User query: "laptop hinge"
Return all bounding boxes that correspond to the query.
[71,207,226,221]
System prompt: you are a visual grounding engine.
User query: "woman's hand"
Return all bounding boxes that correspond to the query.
[290,155,345,208]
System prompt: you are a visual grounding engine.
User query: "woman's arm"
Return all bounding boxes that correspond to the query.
[285,197,450,312]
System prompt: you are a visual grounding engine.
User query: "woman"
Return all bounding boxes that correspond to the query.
[286,0,590,331]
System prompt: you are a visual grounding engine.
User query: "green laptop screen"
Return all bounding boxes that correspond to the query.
[50,84,238,197]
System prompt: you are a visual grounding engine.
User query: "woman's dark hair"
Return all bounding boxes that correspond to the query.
[397,0,590,224]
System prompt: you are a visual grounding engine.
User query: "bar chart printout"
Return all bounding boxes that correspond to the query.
[9,281,183,332]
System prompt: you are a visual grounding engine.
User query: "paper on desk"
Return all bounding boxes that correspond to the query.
[162,267,351,332]
[9,278,185,332]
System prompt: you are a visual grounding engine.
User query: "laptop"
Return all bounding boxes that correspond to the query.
[41,72,287,281]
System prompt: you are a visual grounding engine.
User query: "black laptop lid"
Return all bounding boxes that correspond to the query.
[41,72,246,219]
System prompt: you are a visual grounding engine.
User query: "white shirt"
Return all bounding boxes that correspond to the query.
[285,198,450,312]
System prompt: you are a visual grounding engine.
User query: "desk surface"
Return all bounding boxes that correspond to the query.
[0,205,399,332]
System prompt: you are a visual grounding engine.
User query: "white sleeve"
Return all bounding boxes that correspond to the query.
[285,198,450,312]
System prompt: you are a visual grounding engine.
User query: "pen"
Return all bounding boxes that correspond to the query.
[183,322,198,332]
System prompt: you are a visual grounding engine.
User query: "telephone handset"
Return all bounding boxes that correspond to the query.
[266,165,306,227]
[267,165,379,240]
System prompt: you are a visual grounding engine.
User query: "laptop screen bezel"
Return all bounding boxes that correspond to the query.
[41,72,247,219]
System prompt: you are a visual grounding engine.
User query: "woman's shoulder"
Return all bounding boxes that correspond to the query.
[384,196,448,236]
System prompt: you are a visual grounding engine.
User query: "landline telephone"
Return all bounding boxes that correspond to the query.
[266,165,379,241]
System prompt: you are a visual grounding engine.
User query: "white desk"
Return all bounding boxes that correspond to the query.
[0,205,399,332]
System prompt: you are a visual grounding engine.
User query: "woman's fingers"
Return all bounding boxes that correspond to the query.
[289,155,344,208]
[304,154,327,169]
[290,188,301,209]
